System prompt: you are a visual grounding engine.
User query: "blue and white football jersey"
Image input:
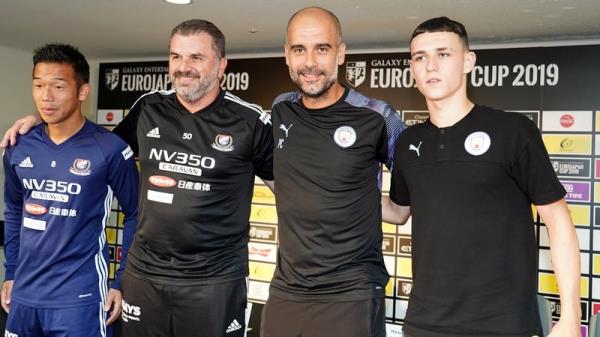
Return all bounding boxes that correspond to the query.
[3,120,139,308]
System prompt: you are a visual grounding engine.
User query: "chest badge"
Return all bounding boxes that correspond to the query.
[277,123,293,149]
[464,131,491,156]
[212,133,235,152]
[333,126,356,148]
[69,159,92,176]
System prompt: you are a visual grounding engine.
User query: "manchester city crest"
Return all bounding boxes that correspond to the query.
[346,61,366,87]
[212,133,235,152]
[105,68,119,91]
[69,158,92,176]
[334,126,357,148]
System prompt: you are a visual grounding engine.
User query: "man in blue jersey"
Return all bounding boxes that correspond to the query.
[2,44,139,337]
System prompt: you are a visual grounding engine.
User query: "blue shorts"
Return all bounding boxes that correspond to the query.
[5,301,111,337]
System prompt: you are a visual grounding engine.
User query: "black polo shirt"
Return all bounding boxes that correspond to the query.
[390,105,565,337]
[270,88,405,302]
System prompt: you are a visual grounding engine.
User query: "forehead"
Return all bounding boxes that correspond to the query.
[33,62,76,81]
[286,15,338,46]
[169,32,216,55]
[410,31,463,53]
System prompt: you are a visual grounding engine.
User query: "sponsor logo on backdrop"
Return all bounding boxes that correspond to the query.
[542,110,592,132]
[402,111,429,126]
[249,225,277,243]
[105,68,119,90]
[511,111,540,128]
[346,61,366,87]
[396,279,413,298]
[382,235,396,254]
[551,157,591,178]
[560,114,574,128]
[547,297,589,321]
[561,181,591,202]
[398,236,412,255]
[369,58,414,89]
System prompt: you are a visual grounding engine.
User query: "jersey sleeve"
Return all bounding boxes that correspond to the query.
[389,142,410,206]
[252,111,274,181]
[3,149,22,280]
[112,98,142,157]
[101,139,140,290]
[509,119,566,205]
[376,103,405,170]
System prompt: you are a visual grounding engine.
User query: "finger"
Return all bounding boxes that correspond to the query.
[106,303,122,325]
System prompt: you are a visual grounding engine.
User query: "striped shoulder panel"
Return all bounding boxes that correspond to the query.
[345,88,405,170]
[224,91,271,125]
[345,88,391,115]
[271,91,301,108]
[129,89,175,110]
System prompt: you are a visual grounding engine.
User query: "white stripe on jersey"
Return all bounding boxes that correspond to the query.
[99,302,107,337]
[95,186,112,310]
[224,92,271,125]
[129,89,176,110]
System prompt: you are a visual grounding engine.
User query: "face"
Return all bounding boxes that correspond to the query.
[169,33,227,104]
[285,12,345,98]
[32,62,88,126]
[410,31,475,103]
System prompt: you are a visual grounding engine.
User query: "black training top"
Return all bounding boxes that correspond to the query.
[390,105,565,337]
[114,89,273,285]
[270,88,405,302]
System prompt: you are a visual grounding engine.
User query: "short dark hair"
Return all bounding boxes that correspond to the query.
[411,17,469,50]
[33,43,90,86]
[170,19,226,58]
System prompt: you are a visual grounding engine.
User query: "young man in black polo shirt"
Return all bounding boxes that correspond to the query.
[389,17,581,337]
[260,6,408,337]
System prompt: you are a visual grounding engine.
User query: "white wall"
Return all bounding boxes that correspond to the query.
[0,45,35,220]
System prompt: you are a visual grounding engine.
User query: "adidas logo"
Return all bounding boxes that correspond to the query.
[146,127,160,138]
[19,156,33,168]
[225,319,242,333]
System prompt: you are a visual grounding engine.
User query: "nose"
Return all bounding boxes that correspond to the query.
[305,50,317,68]
[41,87,53,101]
[426,57,439,72]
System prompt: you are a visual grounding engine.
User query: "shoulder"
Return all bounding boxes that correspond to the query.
[271,91,301,109]
[86,122,133,157]
[345,89,397,117]
[130,89,176,109]
[222,91,271,125]
[475,105,539,134]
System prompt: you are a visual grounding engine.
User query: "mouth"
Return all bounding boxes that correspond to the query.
[40,107,57,114]
[298,69,324,82]
[426,78,441,85]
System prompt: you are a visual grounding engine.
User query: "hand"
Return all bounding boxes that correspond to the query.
[104,288,123,325]
[547,318,581,337]
[1,281,14,313]
[0,114,41,148]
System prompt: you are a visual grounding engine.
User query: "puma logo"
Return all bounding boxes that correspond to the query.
[279,123,293,137]
[409,141,422,157]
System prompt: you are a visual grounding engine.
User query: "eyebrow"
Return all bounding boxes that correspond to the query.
[32,76,67,82]
[289,43,333,49]
[410,47,453,57]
